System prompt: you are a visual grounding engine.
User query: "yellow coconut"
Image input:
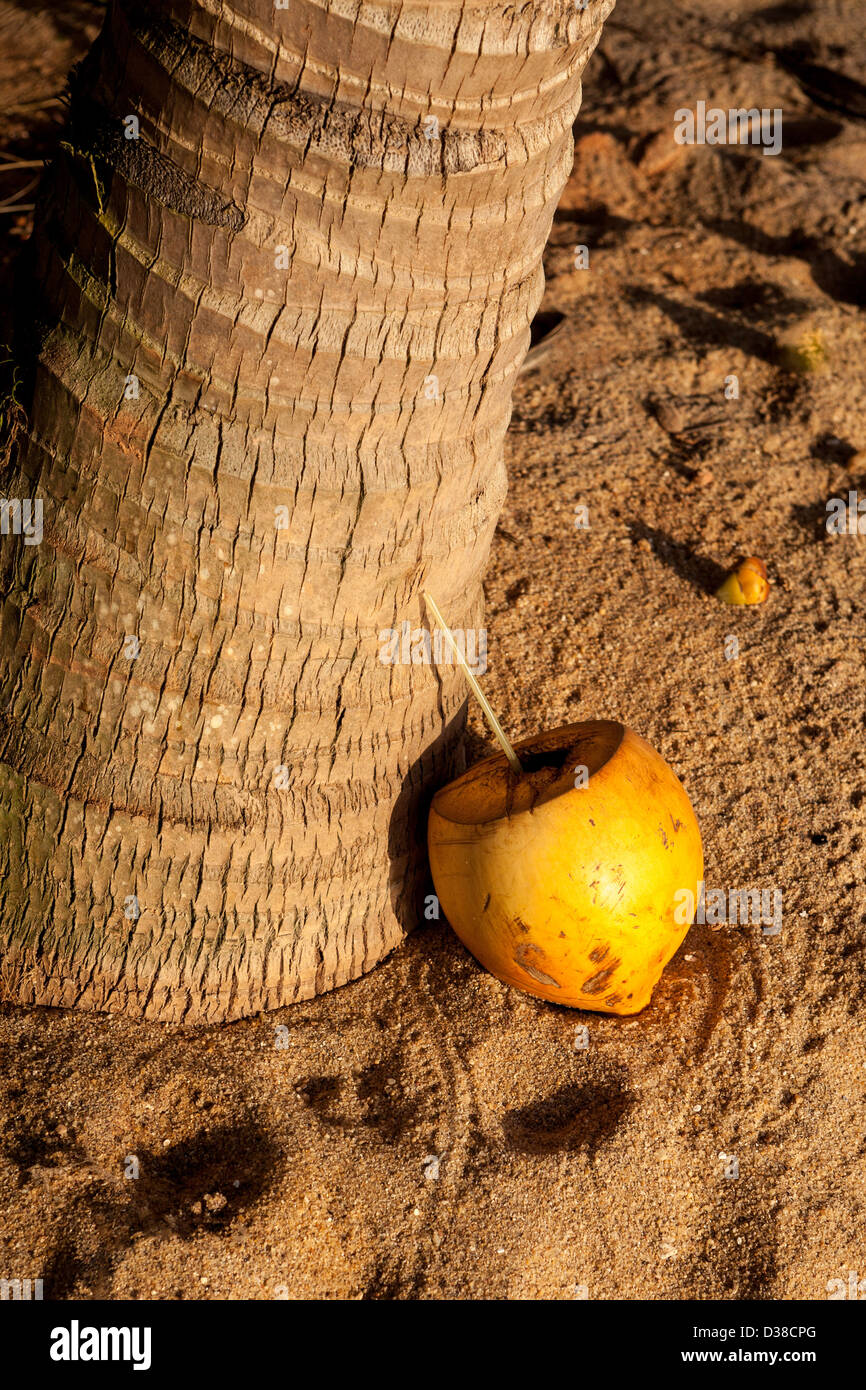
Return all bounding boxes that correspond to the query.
[428,720,703,1015]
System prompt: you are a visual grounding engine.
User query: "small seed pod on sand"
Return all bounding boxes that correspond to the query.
[716,556,769,606]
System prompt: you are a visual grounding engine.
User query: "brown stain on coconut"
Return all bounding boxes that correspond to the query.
[581,960,621,995]
[515,943,561,990]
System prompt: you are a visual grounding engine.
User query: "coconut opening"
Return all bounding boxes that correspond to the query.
[516,746,573,774]
[430,722,627,826]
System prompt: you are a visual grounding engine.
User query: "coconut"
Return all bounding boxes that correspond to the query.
[424,594,703,1015]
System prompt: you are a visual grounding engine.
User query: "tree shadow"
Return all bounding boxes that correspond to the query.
[502,1066,635,1157]
[809,431,860,467]
[704,220,866,309]
[790,500,830,543]
[675,1191,780,1299]
[38,1117,280,1298]
[627,284,778,364]
[528,309,565,350]
[754,2,814,21]
[696,279,811,323]
[387,700,469,938]
[628,520,727,594]
[554,206,634,235]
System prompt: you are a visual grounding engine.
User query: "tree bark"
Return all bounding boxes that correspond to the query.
[0,0,613,1022]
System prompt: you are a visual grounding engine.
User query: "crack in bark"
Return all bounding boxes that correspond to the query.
[124,9,510,176]
[63,97,247,231]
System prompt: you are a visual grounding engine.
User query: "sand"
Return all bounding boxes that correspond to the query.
[1,0,864,1300]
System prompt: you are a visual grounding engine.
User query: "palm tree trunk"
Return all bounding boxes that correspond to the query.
[0,0,613,1021]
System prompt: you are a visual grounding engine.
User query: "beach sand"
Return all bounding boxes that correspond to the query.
[1,0,864,1299]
